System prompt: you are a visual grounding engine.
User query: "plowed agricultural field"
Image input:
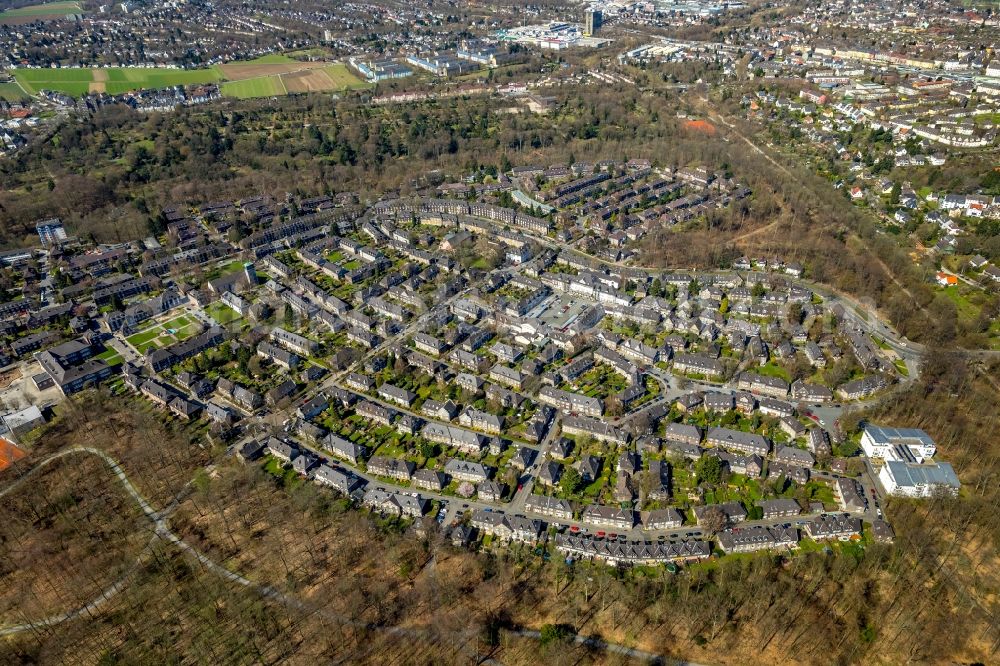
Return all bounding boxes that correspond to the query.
[282,65,369,93]
[217,61,319,79]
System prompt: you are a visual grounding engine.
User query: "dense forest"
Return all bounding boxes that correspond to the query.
[2,88,677,242]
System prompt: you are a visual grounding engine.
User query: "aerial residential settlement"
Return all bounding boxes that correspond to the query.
[0,160,960,566]
[0,0,996,662]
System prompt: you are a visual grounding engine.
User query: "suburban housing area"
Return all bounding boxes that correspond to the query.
[0,172,960,567]
[0,0,997,661]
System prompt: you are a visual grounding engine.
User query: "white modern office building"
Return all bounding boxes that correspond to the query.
[879,460,960,498]
[861,424,937,463]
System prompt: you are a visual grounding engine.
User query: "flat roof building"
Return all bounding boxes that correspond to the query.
[879,460,960,498]
[861,425,936,463]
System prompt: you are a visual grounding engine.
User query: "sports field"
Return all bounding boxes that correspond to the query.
[14,67,222,96]
[0,437,27,472]
[12,56,369,99]
[0,1,81,24]
[101,68,222,94]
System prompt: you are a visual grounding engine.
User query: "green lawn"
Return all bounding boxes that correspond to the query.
[10,57,365,99]
[804,481,836,506]
[562,365,629,400]
[262,456,304,489]
[285,48,331,59]
[14,66,221,96]
[162,314,192,330]
[126,328,162,347]
[15,69,97,82]
[102,67,221,94]
[96,348,123,366]
[125,313,202,350]
[14,69,91,96]
[171,323,201,341]
[204,301,243,325]
[12,58,366,99]
[221,75,285,99]
[322,63,369,89]
[756,362,792,382]
[247,54,297,64]
[0,0,81,19]
[939,286,979,320]
[0,82,29,101]
[973,112,1000,126]
[215,259,248,276]
[132,339,161,354]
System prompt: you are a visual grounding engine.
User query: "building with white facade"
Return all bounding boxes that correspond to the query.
[879,461,960,498]
[861,425,936,463]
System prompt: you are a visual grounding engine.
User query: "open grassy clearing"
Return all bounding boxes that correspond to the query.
[939,285,980,320]
[321,63,370,89]
[244,53,297,64]
[221,64,367,99]
[221,75,285,99]
[130,338,162,354]
[285,48,333,59]
[101,68,221,95]
[0,0,80,23]
[160,314,190,329]
[0,81,29,101]
[13,68,90,96]
[170,323,201,341]
[0,0,80,15]
[14,67,219,96]
[12,57,366,99]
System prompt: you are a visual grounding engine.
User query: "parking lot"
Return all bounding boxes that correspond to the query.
[0,360,63,412]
